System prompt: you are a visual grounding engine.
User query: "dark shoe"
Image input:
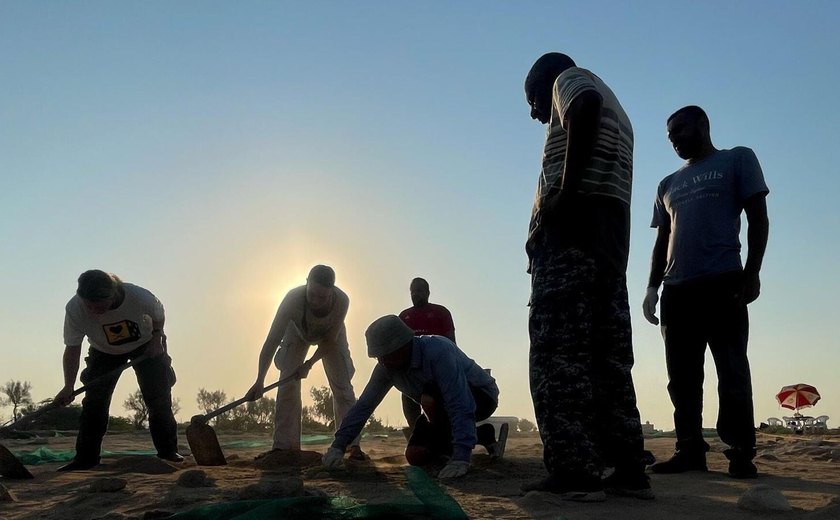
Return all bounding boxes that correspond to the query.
[57,458,99,472]
[724,448,757,479]
[157,452,185,463]
[346,445,369,461]
[488,422,509,460]
[603,469,655,500]
[650,451,707,474]
[521,474,606,502]
[728,459,758,479]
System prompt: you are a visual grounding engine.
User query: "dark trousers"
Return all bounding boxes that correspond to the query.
[528,247,644,478]
[406,385,497,456]
[402,393,422,432]
[661,271,755,454]
[75,343,178,462]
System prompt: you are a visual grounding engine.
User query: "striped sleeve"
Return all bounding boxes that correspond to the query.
[554,68,602,124]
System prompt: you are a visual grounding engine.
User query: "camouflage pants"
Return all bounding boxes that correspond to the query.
[529,247,644,478]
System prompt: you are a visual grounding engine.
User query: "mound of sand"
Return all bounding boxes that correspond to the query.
[252,449,322,469]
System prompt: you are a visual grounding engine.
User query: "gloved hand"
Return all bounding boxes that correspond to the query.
[438,460,469,479]
[642,286,660,325]
[322,446,345,468]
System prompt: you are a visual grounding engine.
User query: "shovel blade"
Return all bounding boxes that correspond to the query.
[0,443,34,479]
[186,422,227,466]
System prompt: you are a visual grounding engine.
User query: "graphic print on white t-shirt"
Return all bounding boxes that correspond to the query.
[103,320,142,346]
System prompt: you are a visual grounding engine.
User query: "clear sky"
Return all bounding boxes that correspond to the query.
[2,1,839,434]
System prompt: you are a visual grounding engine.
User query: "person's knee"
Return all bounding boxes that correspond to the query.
[276,382,302,402]
[144,392,175,416]
[329,384,356,404]
[420,393,439,418]
[405,445,434,466]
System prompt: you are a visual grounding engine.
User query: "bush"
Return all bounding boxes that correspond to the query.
[108,416,136,432]
[17,403,82,430]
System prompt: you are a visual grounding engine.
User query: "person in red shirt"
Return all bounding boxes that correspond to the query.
[398,278,456,434]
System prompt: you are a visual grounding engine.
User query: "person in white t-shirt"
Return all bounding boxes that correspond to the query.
[54,270,181,471]
[243,265,365,460]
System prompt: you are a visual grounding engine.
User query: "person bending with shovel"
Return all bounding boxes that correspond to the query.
[243,265,365,460]
[323,315,506,480]
[53,270,180,471]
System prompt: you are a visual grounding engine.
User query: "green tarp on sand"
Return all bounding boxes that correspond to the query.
[13,435,334,465]
[168,467,467,520]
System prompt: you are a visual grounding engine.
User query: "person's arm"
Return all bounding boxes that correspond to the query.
[148,314,166,358]
[541,87,603,219]
[559,89,603,195]
[741,193,769,304]
[324,369,392,468]
[244,296,293,400]
[330,365,392,451]
[444,309,456,343]
[429,347,477,463]
[643,226,671,325]
[54,345,82,406]
[142,291,167,358]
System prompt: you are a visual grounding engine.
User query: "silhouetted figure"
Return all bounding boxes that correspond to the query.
[323,315,504,480]
[244,265,365,460]
[521,52,649,501]
[643,105,769,479]
[55,270,180,471]
[399,277,456,434]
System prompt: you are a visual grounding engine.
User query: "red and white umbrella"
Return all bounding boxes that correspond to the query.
[776,383,821,412]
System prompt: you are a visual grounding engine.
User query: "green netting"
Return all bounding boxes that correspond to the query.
[11,447,156,465]
[222,434,333,448]
[12,435,335,465]
[168,467,467,520]
[169,497,434,520]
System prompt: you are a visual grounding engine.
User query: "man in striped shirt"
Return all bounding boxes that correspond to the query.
[521,52,649,501]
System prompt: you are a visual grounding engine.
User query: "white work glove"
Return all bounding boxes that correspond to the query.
[438,460,469,480]
[322,446,345,468]
[642,286,660,325]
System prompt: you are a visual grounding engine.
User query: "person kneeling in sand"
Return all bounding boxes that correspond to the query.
[54,270,181,471]
[322,315,507,480]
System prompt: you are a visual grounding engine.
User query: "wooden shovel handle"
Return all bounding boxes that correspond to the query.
[70,353,152,397]
[1,353,151,430]
[201,371,299,423]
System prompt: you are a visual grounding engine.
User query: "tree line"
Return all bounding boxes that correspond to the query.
[0,379,397,434]
[2,378,536,434]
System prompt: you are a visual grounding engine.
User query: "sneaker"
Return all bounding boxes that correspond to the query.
[157,452,185,463]
[488,422,509,460]
[603,470,655,500]
[650,451,707,474]
[521,474,606,502]
[57,458,99,472]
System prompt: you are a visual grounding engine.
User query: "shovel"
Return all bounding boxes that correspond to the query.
[0,353,150,479]
[187,371,300,466]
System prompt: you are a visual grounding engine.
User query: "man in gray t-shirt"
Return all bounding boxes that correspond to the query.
[643,106,769,479]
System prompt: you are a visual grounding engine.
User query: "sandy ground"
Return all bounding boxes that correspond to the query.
[2,430,840,519]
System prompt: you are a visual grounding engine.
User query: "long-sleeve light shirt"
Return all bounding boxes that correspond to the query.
[332,335,498,461]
